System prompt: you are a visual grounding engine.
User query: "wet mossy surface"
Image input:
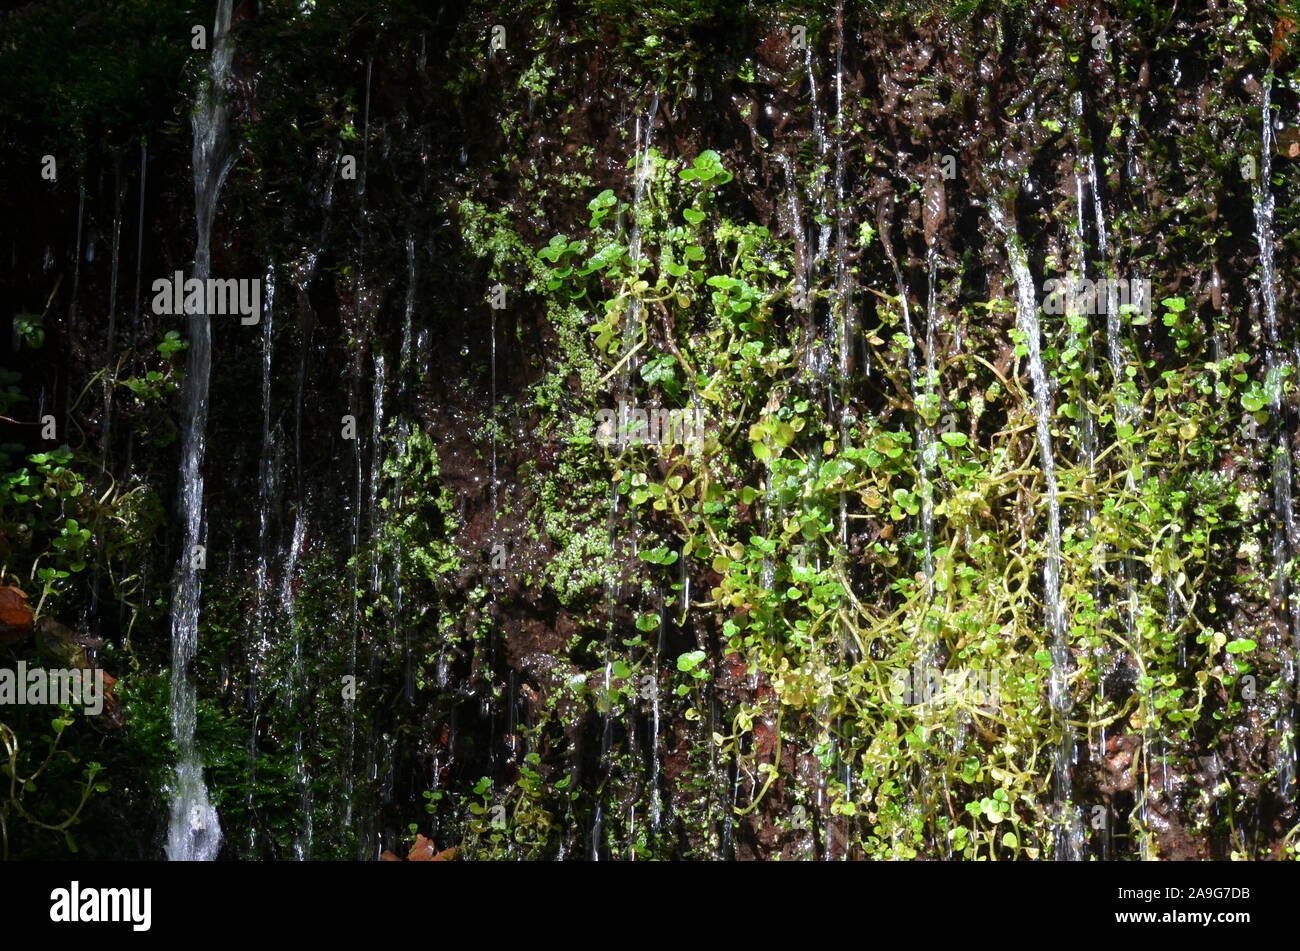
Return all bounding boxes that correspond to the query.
[2,0,1300,860]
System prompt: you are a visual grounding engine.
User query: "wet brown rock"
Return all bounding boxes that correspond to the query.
[1097,734,1140,795]
[922,174,946,249]
[35,616,103,669]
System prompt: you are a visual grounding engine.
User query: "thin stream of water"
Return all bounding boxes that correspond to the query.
[990,199,1082,860]
[1253,72,1298,798]
[166,0,235,862]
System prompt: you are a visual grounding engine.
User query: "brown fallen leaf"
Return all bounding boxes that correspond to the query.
[0,585,33,643]
[408,834,437,861]
[379,834,457,861]
[93,671,126,731]
[1273,16,1296,66]
[1277,128,1300,160]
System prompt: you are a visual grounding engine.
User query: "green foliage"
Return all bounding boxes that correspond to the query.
[0,716,105,859]
[519,121,1298,858]
[3,0,1296,863]
[0,439,161,859]
[365,425,460,620]
[0,0,198,149]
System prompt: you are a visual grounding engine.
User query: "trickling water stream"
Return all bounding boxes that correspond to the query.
[248,265,277,853]
[991,199,1082,861]
[282,514,310,859]
[1253,71,1299,800]
[166,0,235,862]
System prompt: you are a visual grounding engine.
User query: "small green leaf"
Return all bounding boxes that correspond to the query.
[676,650,707,672]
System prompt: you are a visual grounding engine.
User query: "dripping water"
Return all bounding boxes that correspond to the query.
[1071,93,1109,801]
[832,2,852,557]
[1087,98,1148,833]
[617,90,659,393]
[399,235,417,707]
[804,38,834,401]
[879,216,934,589]
[777,153,811,366]
[357,352,386,861]
[130,140,147,352]
[1253,71,1298,799]
[990,200,1082,860]
[166,0,235,862]
[281,514,310,859]
[594,89,659,857]
[100,176,124,469]
[248,266,277,854]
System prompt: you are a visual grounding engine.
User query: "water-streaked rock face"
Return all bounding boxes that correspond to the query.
[0,0,1298,861]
